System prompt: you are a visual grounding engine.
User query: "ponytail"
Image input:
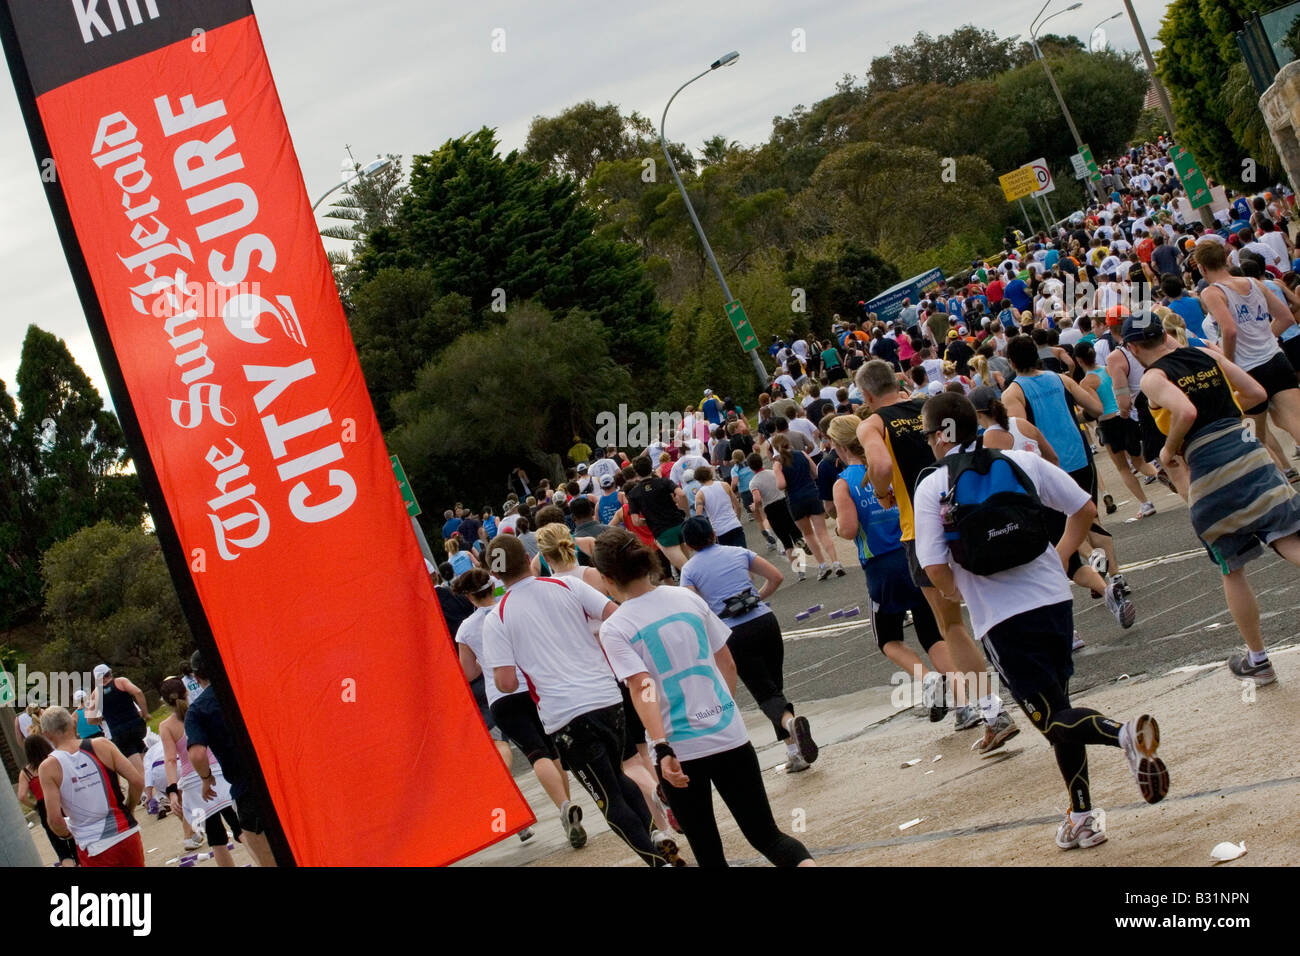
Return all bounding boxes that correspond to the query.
[988,397,1010,430]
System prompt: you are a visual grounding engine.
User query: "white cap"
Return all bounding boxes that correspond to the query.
[73,689,87,704]
[93,663,111,681]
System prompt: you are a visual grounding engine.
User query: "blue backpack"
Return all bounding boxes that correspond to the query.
[935,442,1050,576]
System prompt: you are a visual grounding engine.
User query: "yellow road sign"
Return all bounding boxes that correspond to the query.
[999,165,1038,202]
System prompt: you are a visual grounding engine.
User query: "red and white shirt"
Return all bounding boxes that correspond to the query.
[51,742,137,856]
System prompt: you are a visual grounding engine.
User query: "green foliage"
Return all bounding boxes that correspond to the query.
[784,241,901,323]
[524,101,694,183]
[321,154,408,301]
[388,302,633,508]
[1131,107,1169,145]
[0,328,146,629]
[868,25,1025,91]
[38,521,188,706]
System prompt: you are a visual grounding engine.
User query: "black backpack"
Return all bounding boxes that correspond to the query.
[933,442,1051,576]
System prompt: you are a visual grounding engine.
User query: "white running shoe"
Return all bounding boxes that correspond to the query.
[1055,809,1108,850]
[1138,501,1156,518]
[653,829,686,866]
[1104,580,1136,629]
[560,800,587,849]
[785,753,811,773]
[1072,631,1085,651]
[182,833,204,851]
[1119,714,1169,804]
[1088,549,1108,575]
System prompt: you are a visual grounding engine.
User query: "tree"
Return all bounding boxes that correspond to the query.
[358,128,669,386]
[524,101,695,183]
[320,153,407,301]
[784,242,901,324]
[868,26,1024,91]
[37,521,188,708]
[0,328,146,629]
[388,302,632,509]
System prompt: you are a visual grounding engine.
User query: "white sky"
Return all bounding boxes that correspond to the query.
[0,0,1176,408]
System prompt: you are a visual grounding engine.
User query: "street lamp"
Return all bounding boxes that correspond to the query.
[660,52,769,390]
[312,156,392,212]
[1089,11,1123,51]
[1030,2,1095,201]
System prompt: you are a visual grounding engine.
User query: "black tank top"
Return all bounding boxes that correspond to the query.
[1149,347,1241,443]
[873,398,934,541]
[101,679,143,730]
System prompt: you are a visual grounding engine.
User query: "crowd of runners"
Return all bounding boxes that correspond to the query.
[13,138,1300,867]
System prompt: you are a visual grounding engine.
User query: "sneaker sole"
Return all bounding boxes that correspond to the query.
[791,715,819,764]
[1057,829,1109,850]
[929,706,949,723]
[1103,495,1117,515]
[973,722,1020,753]
[1132,715,1169,804]
[1116,598,1136,629]
[566,805,587,849]
[1229,659,1278,686]
[656,836,687,867]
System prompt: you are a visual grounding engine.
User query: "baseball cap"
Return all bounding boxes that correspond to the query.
[93,663,111,681]
[576,463,587,473]
[1122,310,1165,344]
[599,475,615,488]
[1106,304,1130,326]
[969,386,1000,413]
[704,388,713,396]
[73,689,87,704]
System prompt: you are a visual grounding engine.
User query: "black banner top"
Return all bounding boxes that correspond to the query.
[6,0,251,97]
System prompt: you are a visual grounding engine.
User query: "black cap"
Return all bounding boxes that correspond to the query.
[1121,310,1165,344]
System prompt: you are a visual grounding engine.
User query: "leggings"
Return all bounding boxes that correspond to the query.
[553,704,667,866]
[762,500,800,550]
[983,602,1123,814]
[204,805,243,847]
[726,612,793,741]
[660,742,811,867]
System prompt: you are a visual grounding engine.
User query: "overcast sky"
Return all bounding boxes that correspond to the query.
[0,0,1176,407]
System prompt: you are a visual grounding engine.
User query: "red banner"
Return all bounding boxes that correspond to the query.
[2,1,531,864]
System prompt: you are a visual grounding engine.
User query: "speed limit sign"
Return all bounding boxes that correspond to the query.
[1028,157,1055,196]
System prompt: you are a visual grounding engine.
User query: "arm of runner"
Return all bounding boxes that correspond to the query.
[38,758,70,838]
[16,768,34,809]
[1202,348,1269,413]
[1000,383,1028,422]
[749,554,784,601]
[624,672,688,787]
[493,666,519,695]
[831,478,857,539]
[726,483,743,520]
[856,416,896,508]
[773,460,787,491]
[1139,368,1198,464]
[1062,372,1103,418]
[1258,279,1298,337]
[714,644,739,698]
[97,738,144,812]
[457,643,482,682]
[119,677,148,721]
[1201,286,1237,363]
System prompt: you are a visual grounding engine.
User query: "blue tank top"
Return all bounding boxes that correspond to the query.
[1016,372,1087,471]
[597,491,621,525]
[734,465,754,493]
[1087,367,1119,417]
[840,464,904,565]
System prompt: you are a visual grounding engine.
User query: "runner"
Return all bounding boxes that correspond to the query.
[1077,340,1161,515]
[771,434,842,579]
[679,516,819,770]
[747,452,806,581]
[913,392,1169,850]
[159,677,240,864]
[480,534,675,866]
[854,359,1016,746]
[827,415,954,723]
[452,568,586,849]
[17,734,78,866]
[37,706,145,867]
[693,465,747,548]
[594,528,815,867]
[87,663,149,777]
[625,454,690,571]
[1125,313,1300,686]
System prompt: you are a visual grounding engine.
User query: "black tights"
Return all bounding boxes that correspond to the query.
[1012,685,1123,813]
[554,704,667,866]
[727,613,793,741]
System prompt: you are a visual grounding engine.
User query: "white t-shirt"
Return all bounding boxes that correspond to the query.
[481,575,619,733]
[913,447,1090,638]
[599,587,747,762]
[774,374,798,398]
[17,713,33,738]
[819,385,839,402]
[788,416,818,446]
[1259,231,1290,266]
[457,605,527,707]
[1243,240,1281,268]
[1058,327,1083,347]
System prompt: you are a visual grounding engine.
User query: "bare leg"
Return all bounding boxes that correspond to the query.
[241,830,277,867]
[808,514,837,564]
[213,843,234,867]
[1266,389,1300,444]
[658,543,688,570]
[1254,413,1290,472]
[532,757,570,810]
[622,751,669,832]
[920,587,980,708]
[795,516,831,566]
[1108,449,1149,503]
[881,641,928,678]
[1222,568,1264,653]
[1270,532,1300,565]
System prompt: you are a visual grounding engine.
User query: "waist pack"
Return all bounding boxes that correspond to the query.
[938,444,1050,576]
[719,590,761,618]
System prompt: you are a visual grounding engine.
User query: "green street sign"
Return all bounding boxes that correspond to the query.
[390,454,421,517]
[724,299,759,352]
[1080,144,1102,183]
[1169,144,1212,210]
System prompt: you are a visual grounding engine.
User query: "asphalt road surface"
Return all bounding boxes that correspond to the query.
[744,455,1300,707]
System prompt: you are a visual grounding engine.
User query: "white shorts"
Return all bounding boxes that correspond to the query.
[179,766,235,827]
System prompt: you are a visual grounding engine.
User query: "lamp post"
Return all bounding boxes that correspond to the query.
[660,52,769,390]
[312,156,392,213]
[1089,12,1123,51]
[1031,2,1094,201]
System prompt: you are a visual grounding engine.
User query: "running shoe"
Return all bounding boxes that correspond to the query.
[1111,572,1132,597]
[762,529,778,551]
[953,704,983,731]
[1142,473,1159,486]
[971,711,1020,753]
[791,715,819,764]
[1055,809,1108,850]
[1072,631,1085,651]
[182,833,204,851]
[653,830,687,866]
[1228,651,1277,686]
[833,562,846,577]
[518,825,536,843]
[1286,468,1300,484]
[923,672,948,723]
[1088,549,1108,575]
[1156,469,1177,493]
[797,569,807,582]
[561,800,587,849]
[817,565,833,581]
[655,783,683,834]
[156,802,170,820]
[1137,501,1156,518]
[1105,580,1136,629]
[786,753,812,773]
[1103,493,1117,515]
[1119,714,1169,804]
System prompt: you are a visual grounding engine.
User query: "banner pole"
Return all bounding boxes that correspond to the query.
[0,4,295,867]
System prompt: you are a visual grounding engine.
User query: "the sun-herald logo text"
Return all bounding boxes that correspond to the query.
[49,887,152,936]
[74,0,162,45]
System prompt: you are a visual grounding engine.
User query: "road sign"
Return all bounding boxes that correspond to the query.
[390,454,421,517]
[724,299,759,352]
[998,165,1038,202]
[1028,157,1055,196]
[1079,144,1102,182]
[1168,144,1212,210]
[1070,152,1090,179]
